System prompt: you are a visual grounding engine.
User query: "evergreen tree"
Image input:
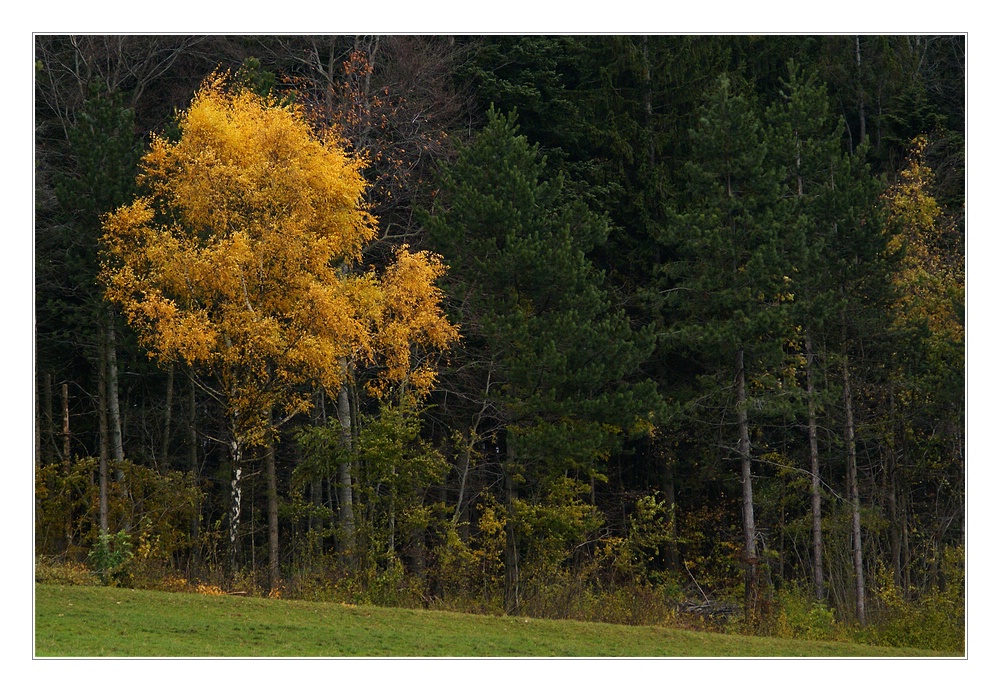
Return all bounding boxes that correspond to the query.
[425,108,658,613]
[656,75,798,614]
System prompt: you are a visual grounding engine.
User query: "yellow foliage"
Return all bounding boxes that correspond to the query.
[101,74,457,445]
[885,137,964,347]
[195,584,227,596]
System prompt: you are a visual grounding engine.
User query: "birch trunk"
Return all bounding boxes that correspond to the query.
[336,359,356,559]
[228,433,244,576]
[107,308,124,468]
[842,356,866,625]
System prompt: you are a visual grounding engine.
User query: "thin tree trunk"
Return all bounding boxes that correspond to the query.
[451,427,472,527]
[62,381,72,549]
[503,431,520,616]
[161,363,174,474]
[736,348,759,613]
[336,359,356,560]
[61,381,71,464]
[228,419,244,576]
[44,372,55,465]
[97,328,110,536]
[659,458,680,570]
[107,308,124,468]
[188,377,200,565]
[842,355,866,625]
[805,333,824,601]
[265,408,280,591]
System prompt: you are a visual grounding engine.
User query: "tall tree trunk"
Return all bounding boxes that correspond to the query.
[188,377,201,567]
[659,457,680,570]
[160,363,174,475]
[97,328,110,536]
[44,372,55,465]
[61,381,72,549]
[805,333,824,601]
[336,359,356,561]
[228,424,244,577]
[451,427,473,527]
[265,408,280,591]
[61,381,71,464]
[735,348,759,612]
[503,431,520,616]
[842,355,866,625]
[107,308,125,469]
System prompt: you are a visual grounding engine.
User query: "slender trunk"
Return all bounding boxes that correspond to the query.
[62,381,72,549]
[735,348,758,611]
[97,328,110,536]
[161,363,174,475]
[805,333,824,601]
[228,438,243,576]
[451,427,472,527]
[503,431,520,616]
[842,356,866,625]
[265,409,280,591]
[188,377,200,564]
[107,308,124,468]
[61,382,71,464]
[44,373,55,465]
[659,458,679,570]
[336,359,356,560]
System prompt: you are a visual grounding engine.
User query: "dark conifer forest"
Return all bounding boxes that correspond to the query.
[33,35,965,650]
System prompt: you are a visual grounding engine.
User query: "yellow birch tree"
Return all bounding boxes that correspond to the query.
[100,75,456,574]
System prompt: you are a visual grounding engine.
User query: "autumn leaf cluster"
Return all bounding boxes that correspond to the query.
[101,75,457,442]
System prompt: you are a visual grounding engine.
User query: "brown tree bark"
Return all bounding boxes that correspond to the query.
[160,363,174,474]
[97,326,110,536]
[805,333,824,601]
[842,356,866,625]
[503,433,520,616]
[736,348,759,612]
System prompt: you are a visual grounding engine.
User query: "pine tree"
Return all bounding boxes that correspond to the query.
[657,75,797,615]
[425,108,658,613]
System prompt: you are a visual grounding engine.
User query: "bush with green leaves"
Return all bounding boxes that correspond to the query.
[88,530,133,585]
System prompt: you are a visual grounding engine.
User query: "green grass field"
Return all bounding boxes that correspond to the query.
[34,584,952,657]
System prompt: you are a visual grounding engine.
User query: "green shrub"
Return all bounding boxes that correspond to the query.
[87,530,133,586]
[859,549,965,654]
[774,588,845,641]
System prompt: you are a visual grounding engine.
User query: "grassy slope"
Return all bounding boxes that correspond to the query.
[35,584,951,657]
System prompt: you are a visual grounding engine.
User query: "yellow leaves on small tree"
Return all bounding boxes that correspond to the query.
[885,137,964,348]
[100,74,456,449]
